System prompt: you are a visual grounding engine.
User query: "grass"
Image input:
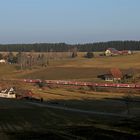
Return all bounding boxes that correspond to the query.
[0,52,140,82]
[50,52,140,69]
[0,52,140,139]
[0,76,140,115]
[0,64,16,79]
[16,52,140,81]
[17,67,109,81]
[28,87,140,114]
[0,98,139,140]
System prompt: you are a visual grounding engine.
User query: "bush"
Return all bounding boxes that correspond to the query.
[37,82,45,88]
[86,52,94,58]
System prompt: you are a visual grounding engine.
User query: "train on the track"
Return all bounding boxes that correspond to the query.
[23,79,140,89]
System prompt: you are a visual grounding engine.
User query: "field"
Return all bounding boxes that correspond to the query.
[0,52,140,139]
[0,52,140,81]
[50,52,140,69]
[0,95,140,140]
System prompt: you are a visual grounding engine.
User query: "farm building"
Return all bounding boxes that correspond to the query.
[105,48,132,56]
[0,87,16,99]
[119,50,132,55]
[98,68,123,82]
[0,59,6,64]
[105,48,119,56]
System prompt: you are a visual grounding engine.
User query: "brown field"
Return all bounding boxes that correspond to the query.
[0,51,137,81]
[18,67,109,81]
[1,51,140,69]
[49,52,140,69]
[0,52,140,139]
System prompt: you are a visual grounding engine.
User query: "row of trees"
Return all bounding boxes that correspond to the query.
[0,48,78,69]
[0,52,49,69]
[0,41,140,52]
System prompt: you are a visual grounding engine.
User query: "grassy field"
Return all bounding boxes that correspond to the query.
[33,89,140,114]
[1,51,140,69]
[0,52,140,139]
[18,67,109,81]
[0,80,140,139]
[1,80,140,114]
[0,98,140,140]
[18,52,140,81]
[0,52,140,81]
[49,52,140,69]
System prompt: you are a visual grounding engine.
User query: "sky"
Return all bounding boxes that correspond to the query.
[0,0,140,44]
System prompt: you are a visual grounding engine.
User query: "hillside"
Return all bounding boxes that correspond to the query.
[0,52,140,139]
[18,52,140,81]
[0,52,139,82]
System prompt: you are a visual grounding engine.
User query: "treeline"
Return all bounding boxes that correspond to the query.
[78,41,140,52]
[0,41,140,52]
[0,52,50,69]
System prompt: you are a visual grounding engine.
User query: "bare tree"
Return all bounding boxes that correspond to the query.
[71,47,78,58]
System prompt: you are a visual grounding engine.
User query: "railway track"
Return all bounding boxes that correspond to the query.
[23,79,140,89]
[0,79,139,90]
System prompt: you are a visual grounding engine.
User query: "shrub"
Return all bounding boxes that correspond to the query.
[86,52,94,58]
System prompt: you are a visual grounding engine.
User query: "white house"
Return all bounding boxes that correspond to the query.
[105,48,119,56]
[0,59,6,64]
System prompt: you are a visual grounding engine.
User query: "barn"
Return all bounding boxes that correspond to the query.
[105,48,132,56]
[105,48,119,56]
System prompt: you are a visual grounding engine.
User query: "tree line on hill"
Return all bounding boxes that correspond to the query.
[0,41,140,52]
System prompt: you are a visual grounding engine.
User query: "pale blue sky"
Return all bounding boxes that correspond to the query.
[0,0,140,44]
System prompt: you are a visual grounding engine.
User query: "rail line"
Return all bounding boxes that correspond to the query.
[22,79,140,89]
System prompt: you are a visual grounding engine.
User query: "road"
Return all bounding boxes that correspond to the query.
[27,101,132,118]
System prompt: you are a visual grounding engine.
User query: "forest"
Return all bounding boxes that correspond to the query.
[0,41,140,52]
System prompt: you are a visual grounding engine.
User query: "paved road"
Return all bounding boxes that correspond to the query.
[27,101,132,118]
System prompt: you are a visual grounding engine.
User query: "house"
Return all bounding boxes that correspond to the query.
[0,59,6,64]
[105,48,132,56]
[98,74,114,82]
[105,48,119,56]
[110,68,123,81]
[0,87,16,99]
[98,68,123,82]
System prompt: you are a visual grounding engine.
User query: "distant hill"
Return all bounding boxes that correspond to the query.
[0,41,140,52]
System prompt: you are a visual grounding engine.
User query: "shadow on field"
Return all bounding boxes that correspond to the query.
[0,98,140,140]
[46,97,140,115]
[3,125,140,140]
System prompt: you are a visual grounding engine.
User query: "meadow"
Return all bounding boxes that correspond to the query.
[0,51,140,81]
[0,52,140,139]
